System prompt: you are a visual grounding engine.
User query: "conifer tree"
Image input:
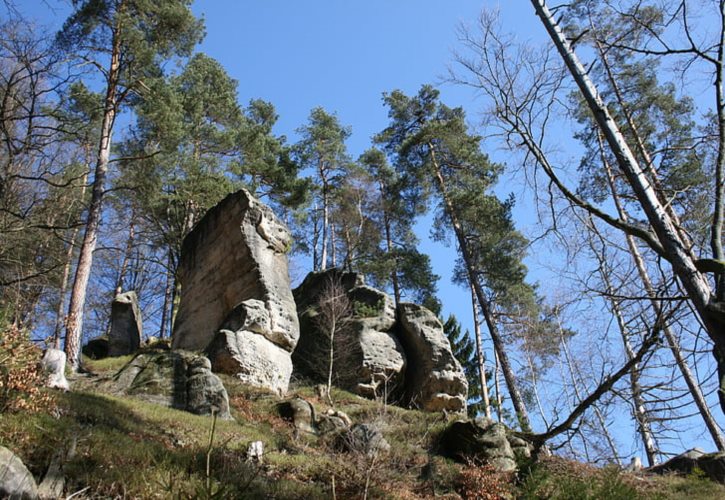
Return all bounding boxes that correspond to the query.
[378,85,537,430]
[58,0,204,369]
[294,107,351,271]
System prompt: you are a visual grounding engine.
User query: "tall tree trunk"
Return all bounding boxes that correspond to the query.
[330,223,337,268]
[380,181,401,306]
[343,224,353,272]
[159,252,174,339]
[114,216,136,295]
[595,253,659,465]
[320,162,330,271]
[428,143,532,431]
[64,15,123,370]
[530,0,725,415]
[471,285,492,418]
[493,350,503,423]
[600,144,725,451]
[312,201,321,271]
[53,167,90,348]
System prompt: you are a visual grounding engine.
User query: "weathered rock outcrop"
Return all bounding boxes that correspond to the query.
[0,446,38,499]
[438,418,532,472]
[40,348,69,391]
[292,270,407,398]
[293,270,467,412]
[277,397,316,434]
[338,423,391,457]
[114,350,232,419]
[172,190,299,394]
[82,336,109,359]
[172,190,299,352]
[207,329,292,395]
[397,303,468,412]
[108,291,142,357]
[648,448,725,484]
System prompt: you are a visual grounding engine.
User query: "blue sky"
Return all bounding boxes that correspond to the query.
[185,0,548,325]
[19,0,549,330]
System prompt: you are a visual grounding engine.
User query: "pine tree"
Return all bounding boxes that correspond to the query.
[378,85,537,430]
[58,0,204,369]
[293,107,351,271]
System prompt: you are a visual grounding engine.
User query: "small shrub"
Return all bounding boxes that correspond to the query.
[0,325,53,413]
[353,298,384,318]
[456,460,514,499]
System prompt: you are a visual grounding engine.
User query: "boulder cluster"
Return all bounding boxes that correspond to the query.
[293,270,468,411]
[79,189,468,413]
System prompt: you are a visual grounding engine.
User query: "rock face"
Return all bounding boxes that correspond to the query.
[338,423,391,457]
[40,348,69,391]
[109,291,142,357]
[648,448,725,484]
[277,397,316,434]
[172,190,299,352]
[397,303,468,412]
[293,270,407,399]
[293,270,467,412]
[438,418,531,472]
[82,336,109,359]
[206,329,293,395]
[172,189,299,394]
[0,446,38,499]
[114,350,232,419]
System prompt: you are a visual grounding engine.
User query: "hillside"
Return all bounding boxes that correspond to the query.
[2,349,725,499]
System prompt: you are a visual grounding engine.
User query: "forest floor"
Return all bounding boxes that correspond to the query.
[2,354,725,499]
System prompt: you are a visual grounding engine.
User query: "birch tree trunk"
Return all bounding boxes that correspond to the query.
[530,0,725,415]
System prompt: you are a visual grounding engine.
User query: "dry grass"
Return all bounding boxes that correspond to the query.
[2,353,725,499]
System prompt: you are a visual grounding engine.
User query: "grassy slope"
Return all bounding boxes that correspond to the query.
[1,355,724,499]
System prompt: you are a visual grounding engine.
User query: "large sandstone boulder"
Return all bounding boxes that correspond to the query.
[172,189,299,352]
[40,348,69,391]
[0,446,38,499]
[277,397,316,435]
[172,190,299,393]
[397,303,468,412]
[114,350,232,419]
[438,418,530,472]
[206,329,293,395]
[108,291,142,357]
[292,270,406,399]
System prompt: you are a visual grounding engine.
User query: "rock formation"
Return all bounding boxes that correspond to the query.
[82,336,109,359]
[293,269,467,412]
[397,303,468,412]
[438,418,533,472]
[206,328,293,394]
[172,190,298,351]
[277,397,317,435]
[114,350,232,419]
[293,270,407,398]
[648,448,725,484]
[0,446,38,499]
[172,189,299,393]
[40,348,70,391]
[108,291,142,357]
[338,423,391,457]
